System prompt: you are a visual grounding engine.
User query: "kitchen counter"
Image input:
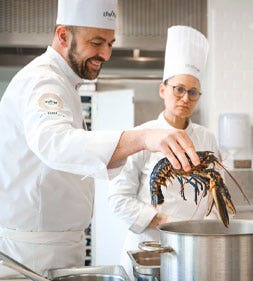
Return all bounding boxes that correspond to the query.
[0,274,26,281]
[0,265,132,281]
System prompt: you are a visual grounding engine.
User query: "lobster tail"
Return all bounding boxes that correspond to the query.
[150,157,172,208]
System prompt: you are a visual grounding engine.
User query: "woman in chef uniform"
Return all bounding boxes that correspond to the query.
[108,26,220,280]
[0,0,201,278]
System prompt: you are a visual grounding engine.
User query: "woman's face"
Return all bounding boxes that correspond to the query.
[159,74,201,122]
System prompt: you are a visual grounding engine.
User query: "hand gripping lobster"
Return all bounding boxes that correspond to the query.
[149,151,250,227]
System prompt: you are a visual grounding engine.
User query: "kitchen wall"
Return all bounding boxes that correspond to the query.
[0,66,21,99]
[1,0,252,149]
[205,0,253,149]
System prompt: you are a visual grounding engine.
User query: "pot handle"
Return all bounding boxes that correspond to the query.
[138,241,175,254]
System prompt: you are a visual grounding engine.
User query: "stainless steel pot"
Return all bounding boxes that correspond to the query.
[156,219,253,281]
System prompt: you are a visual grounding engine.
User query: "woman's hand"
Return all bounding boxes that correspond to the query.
[148,213,168,228]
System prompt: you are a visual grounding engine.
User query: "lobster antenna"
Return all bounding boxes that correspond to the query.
[216,161,250,205]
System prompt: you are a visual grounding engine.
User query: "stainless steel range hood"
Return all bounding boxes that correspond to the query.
[0,0,207,50]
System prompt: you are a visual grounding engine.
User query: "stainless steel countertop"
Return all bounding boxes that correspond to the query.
[0,266,131,281]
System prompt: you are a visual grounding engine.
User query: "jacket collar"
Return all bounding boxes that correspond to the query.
[46,46,84,91]
[157,112,194,135]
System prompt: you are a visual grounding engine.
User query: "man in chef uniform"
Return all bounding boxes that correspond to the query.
[0,0,201,277]
[108,25,220,280]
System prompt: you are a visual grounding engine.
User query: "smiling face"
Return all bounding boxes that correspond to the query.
[67,26,115,80]
[159,74,201,129]
[54,26,115,80]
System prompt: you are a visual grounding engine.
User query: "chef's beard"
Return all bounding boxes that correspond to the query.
[68,36,105,80]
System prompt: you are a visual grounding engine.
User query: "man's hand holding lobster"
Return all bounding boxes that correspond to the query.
[142,128,200,172]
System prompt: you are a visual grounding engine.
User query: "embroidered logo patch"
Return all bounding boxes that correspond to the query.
[38,93,63,111]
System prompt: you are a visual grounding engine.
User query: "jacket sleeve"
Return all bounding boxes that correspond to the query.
[108,151,158,234]
[22,75,122,178]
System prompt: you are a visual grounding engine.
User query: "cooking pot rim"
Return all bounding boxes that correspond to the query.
[157,219,253,236]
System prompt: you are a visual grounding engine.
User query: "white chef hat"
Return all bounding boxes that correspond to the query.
[56,0,117,30]
[163,25,209,82]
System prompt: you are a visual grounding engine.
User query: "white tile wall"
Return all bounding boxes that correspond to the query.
[206,0,253,148]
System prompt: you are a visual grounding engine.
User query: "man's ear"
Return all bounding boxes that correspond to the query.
[159,82,166,99]
[55,26,70,48]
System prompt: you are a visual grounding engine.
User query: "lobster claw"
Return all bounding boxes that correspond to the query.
[224,197,236,216]
[211,186,230,228]
[206,191,215,217]
[208,177,236,228]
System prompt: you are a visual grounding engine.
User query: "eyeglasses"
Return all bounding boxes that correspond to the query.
[166,84,202,101]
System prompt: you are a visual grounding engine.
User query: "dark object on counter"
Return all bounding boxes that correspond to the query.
[0,250,131,281]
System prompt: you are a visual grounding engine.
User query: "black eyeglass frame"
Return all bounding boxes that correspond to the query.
[164,82,202,101]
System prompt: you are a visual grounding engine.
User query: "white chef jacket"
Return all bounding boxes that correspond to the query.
[0,46,122,277]
[108,112,220,279]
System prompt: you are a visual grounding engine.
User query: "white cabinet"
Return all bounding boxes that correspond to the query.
[79,87,134,266]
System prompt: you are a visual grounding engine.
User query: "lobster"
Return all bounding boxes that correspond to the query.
[150,151,250,227]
